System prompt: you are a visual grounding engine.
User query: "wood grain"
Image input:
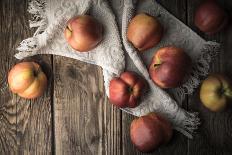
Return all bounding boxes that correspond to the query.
[187,0,232,155]
[53,57,122,155]
[0,0,52,154]
[121,0,189,155]
[0,1,17,154]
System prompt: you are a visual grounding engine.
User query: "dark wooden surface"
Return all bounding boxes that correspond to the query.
[0,0,232,154]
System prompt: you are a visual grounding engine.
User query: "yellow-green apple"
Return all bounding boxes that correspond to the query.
[200,74,232,112]
[64,15,103,52]
[194,0,228,35]
[127,13,163,52]
[149,46,192,88]
[130,113,173,153]
[8,62,47,99]
[109,71,147,108]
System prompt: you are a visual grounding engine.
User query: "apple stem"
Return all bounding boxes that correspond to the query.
[153,64,161,68]
[33,70,38,77]
[128,87,133,93]
[67,25,72,32]
[225,88,232,98]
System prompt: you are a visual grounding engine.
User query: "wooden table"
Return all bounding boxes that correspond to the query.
[1,0,232,154]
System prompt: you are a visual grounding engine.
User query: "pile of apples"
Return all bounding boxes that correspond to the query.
[7,0,231,153]
[109,12,192,152]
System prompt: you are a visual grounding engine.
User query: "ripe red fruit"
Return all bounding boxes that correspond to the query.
[109,71,147,108]
[127,13,163,51]
[64,15,103,52]
[149,46,191,88]
[194,0,228,35]
[130,113,173,153]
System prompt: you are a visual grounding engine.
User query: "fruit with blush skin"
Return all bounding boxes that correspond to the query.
[194,0,228,35]
[127,13,163,52]
[8,62,47,99]
[200,74,232,112]
[130,112,173,153]
[149,46,191,88]
[64,15,103,52]
[109,71,147,108]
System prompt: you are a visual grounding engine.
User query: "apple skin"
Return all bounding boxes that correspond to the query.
[130,113,173,153]
[127,13,163,52]
[194,0,228,35]
[64,15,103,52]
[200,74,232,112]
[109,71,147,108]
[149,46,192,88]
[8,62,47,99]
[153,114,173,144]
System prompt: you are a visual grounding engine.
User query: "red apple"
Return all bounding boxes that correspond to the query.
[153,114,173,143]
[109,71,147,108]
[194,0,228,35]
[8,62,47,99]
[64,15,103,52]
[130,113,173,153]
[200,74,232,112]
[149,46,191,88]
[127,13,163,52]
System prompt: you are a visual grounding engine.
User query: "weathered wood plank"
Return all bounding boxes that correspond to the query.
[187,0,232,154]
[0,1,17,154]
[121,0,188,154]
[0,0,52,154]
[53,58,122,155]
